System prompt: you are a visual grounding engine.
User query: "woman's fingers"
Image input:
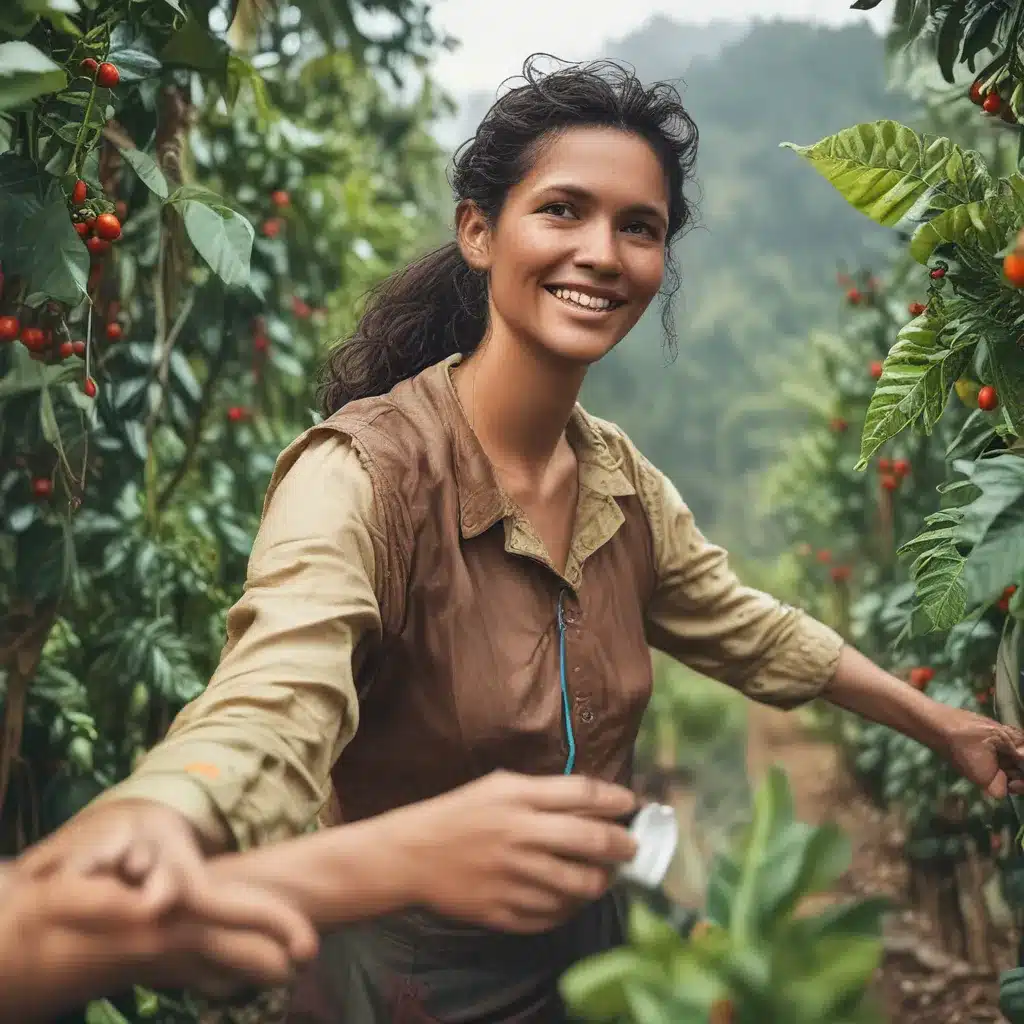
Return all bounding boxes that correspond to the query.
[504,773,637,820]
[513,809,637,866]
[507,850,613,903]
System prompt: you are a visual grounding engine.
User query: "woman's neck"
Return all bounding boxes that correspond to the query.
[454,329,586,476]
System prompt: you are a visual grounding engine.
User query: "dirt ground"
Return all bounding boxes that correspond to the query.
[744,703,1013,1024]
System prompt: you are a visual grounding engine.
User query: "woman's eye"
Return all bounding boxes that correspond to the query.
[624,221,657,238]
[540,202,575,218]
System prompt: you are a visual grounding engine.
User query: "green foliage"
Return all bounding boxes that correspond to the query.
[560,769,888,1024]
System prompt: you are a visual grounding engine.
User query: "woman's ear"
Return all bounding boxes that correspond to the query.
[455,200,492,272]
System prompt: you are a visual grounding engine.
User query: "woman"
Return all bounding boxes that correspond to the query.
[28,56,1024,1022]
[9,771,636,1022]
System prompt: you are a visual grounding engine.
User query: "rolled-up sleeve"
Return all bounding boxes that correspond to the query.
[93,428,382,850]
[640,460,843,709]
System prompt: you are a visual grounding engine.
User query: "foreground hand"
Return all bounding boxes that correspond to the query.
[941,707,1024,798]
[15,799,318,1000]
[19,798,210,915]
[0,862,318,1022]
[387,771,639,934]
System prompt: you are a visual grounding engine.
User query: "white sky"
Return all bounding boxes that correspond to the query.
[430,0,893,95]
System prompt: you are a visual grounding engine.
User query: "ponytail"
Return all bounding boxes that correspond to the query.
[317,243,488,416]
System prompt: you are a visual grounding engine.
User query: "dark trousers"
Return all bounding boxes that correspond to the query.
[285,890,628,1024]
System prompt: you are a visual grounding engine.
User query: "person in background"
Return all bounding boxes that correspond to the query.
[22,55,1024,1022]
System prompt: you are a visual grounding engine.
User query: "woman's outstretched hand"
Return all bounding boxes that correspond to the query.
[380,770,639,934]
[939,707,1024,798]
[824,644,1024,797]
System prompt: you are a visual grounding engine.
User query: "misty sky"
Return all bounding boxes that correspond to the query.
[430,0,892,94]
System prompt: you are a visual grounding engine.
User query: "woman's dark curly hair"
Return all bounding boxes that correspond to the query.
[318,54,699,415]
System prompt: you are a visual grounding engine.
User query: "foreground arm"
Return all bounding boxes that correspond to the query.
[211,771,640,935]
[1,774,640,1023]
[0,860,317,1024]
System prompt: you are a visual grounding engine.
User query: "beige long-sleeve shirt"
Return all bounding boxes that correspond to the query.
[98,357,843,851]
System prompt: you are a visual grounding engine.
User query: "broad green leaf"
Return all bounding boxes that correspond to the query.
[160,18,229,85]
[785,897,890,944]
[15,519,73,600]
[994,619,1024,752]
[909,178,1024,263]
[627,901,683,962]
[781,120,992,228]
[133,986,160,1018]
[856,316,969,467]
[905,539,967,631]
[991,338,1024,437]
[165,183,225,205]
[936,0,969,83]
[623,984,680,1024]
[226,54,272,120]
[0,153,88,304]
[945,409,996,461]
[0,41,67,111]
[168,349,201,401]
[172,198,253,287]
[730,767,792,944]
[559,948,666,1021]
[781,934,884,1020]
[963,509,1024,605]
[116,145,169,199]
[705,851,740,927]
[957,453,1024,547]
[759,821,851,928]
[85,1000,132,1024]
[106,44,161,83]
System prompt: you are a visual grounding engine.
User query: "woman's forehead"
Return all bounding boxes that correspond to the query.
[515,127,669,213]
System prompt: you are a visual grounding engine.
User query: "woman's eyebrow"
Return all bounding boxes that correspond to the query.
[537,183,667,223]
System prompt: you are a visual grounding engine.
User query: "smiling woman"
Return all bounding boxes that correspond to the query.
[43,54,1024,1024]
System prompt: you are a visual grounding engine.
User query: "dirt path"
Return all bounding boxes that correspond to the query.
[744,703,1009,1024]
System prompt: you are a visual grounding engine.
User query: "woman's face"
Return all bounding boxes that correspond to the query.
[458,126,670,367]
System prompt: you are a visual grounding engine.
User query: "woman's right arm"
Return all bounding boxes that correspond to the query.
[21,426,381,880]
[211,771,640,935]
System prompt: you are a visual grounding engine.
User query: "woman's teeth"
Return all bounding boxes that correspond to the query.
[549,287,616,311]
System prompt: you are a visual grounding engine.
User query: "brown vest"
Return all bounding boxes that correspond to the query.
[325,357,657,822]
[288,358,658,1023]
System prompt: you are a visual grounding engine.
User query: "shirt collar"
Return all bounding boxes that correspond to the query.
[425,354,636,539]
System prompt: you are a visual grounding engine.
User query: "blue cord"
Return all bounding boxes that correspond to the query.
[557,589,576,775]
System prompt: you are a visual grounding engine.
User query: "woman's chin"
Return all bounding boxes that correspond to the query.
[528,322,625,367]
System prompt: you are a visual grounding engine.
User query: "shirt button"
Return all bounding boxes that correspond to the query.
[580,709,595,723]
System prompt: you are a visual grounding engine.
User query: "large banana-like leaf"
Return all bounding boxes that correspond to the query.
[994,620,1024,825]
[855,316,973,467]
[782,120,993,228]
[909,175,1024,263]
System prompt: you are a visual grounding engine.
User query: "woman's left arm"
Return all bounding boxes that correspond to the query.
[638,458,1024,795]
[824,645,1024,797]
